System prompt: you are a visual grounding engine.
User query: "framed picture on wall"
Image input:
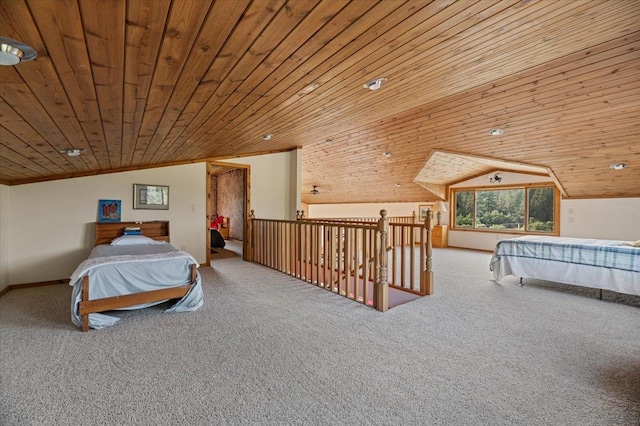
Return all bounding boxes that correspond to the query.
[133,184,169,210]
[418,204,434,221]
[98,199,122,222]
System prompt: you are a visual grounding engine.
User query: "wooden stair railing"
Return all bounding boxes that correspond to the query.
[249,209,434,311]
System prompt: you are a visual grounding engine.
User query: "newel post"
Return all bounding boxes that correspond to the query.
[375,209,389,312]
[422,208,434,295]
[248,210,255,262]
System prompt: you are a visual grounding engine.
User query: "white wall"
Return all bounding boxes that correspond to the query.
[561,198,640,240]
[0,184,9,291]
[7,163,207,285]
[223,150,300,220]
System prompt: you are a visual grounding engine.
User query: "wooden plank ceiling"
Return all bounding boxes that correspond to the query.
[0,0,638,204]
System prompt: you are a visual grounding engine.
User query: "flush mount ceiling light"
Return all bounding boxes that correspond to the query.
[610,163,626,170]
[310,185,319,195]
[261,134,272,140]
[59,148,83,157]
[489,128,504,136]
[395,183,401,188]
[382,152,392,158]
[0,36,37,66]
[363,77,387,91]
[325,138,332,145]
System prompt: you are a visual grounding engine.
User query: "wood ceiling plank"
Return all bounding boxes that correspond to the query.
[310,38,639,145]
[190,0,409,140]
[152,0,312,164]
[1,0,99,170]
[143,0,251,166]
[121,0,172,167]
[0,139,52,180]
[206,0,473,153]
[0,82,91,172]
[297,0,640,141]
[170,0,412,158]
[173,0,350,161]
[0,155,33,182]
[157,0,291,161]
[79,0,126,169]
[252,2,552,143]
[130,0,215,164]
[332,34,640,144]
[0,123,68,176]
[25,0,111,167]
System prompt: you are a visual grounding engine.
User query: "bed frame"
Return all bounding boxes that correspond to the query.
[78,221,197,332]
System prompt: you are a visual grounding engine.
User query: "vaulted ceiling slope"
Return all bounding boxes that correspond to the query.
[1,0,638,204]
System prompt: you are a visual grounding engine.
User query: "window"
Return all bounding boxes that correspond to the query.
[453,185,558,234]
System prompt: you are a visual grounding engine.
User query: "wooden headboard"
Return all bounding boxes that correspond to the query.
[95,221,170,246]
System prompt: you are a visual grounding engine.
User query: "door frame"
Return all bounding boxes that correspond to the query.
[206,161,251,265]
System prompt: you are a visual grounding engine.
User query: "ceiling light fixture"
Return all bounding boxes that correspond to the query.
[59,148,83,157]
[489,172,502,183]
[395,183,401,188]
[0,37,37,66]
[325,138,332,145]
[610,163,626,170]
[363,77,387,91]
[262,134,272,140]
[489,128,504,136]
[310,185,319,195]
[383,152,392,158]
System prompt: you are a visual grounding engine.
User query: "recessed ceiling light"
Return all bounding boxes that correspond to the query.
[383,152,392,158]
[59,148,83,157]
[0,37,37,66]
[363,78,387,91]
[262,134,272,140]
[395,183,401,187]
[489,128,504,136]
[610,163,626,170]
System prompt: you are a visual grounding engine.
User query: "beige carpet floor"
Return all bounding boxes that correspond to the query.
[1,246,639,425]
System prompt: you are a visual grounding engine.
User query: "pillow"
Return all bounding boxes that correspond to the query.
[110,235,157,246]
[621,240,640,247]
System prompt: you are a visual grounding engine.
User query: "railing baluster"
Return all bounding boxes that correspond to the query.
[248,215,429,310]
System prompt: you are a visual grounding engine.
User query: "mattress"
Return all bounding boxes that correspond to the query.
[490,236,640,296]
[69,243,203,329]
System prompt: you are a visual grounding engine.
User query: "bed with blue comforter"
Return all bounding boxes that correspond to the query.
[490,236,640,296]
[69,240,203,331]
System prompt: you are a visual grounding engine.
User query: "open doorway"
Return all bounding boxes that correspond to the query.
[207,161,251,265]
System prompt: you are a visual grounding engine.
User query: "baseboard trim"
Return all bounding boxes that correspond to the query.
[447,245,495,253]
[0,279,70,297]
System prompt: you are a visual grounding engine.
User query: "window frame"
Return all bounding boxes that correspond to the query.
[450,183,560,236]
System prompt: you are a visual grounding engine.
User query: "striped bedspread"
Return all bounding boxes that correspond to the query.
[490,236,640,296]
[491,236,640,273]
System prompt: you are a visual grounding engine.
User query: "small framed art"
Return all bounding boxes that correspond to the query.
[98,199,122,222]
[133,184,169,210]
[418,204,434,221]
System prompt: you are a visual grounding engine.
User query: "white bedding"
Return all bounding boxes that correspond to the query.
[69,243,203,329]
[490,236,640,296]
